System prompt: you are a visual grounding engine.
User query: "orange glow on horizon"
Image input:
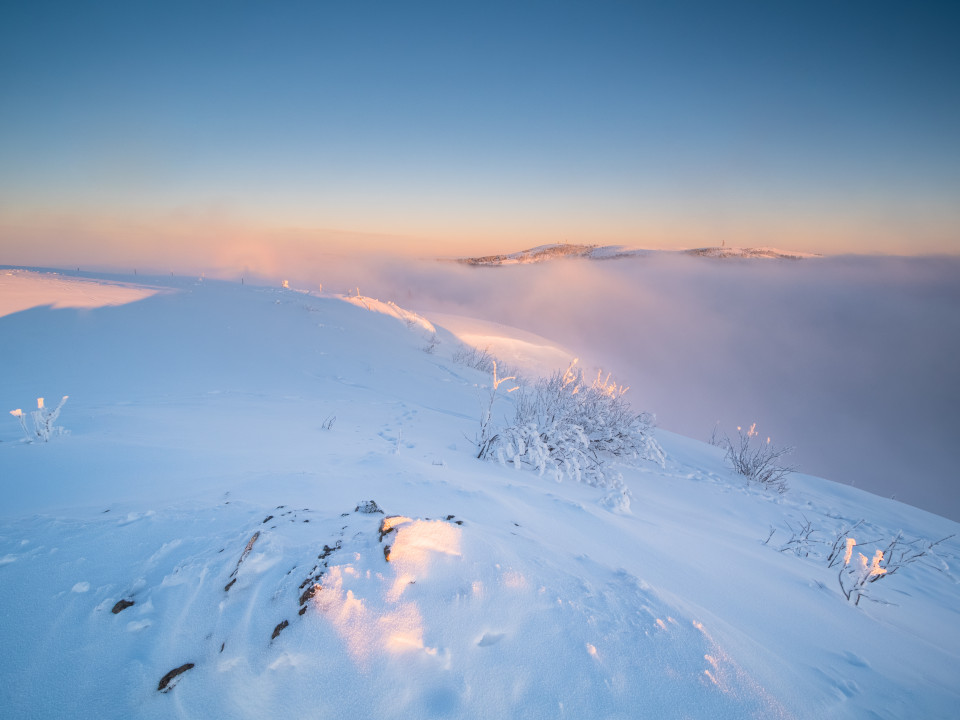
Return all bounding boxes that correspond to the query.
[3,200,958,279]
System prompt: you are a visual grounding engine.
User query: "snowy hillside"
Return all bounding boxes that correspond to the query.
[681,246,820,260]
[453,243,611,265]
[1,270,958,719]
[453,243,817,265]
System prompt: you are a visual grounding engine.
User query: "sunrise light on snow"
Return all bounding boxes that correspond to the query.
[2,2,959,718]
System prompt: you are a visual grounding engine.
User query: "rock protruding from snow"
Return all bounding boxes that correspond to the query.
[355,500,384,514]
[157,663,194,692]
[111,599,135,614]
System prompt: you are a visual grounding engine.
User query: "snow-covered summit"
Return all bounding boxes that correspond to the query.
[453,243,817,265]
[453,243,613,265]
[0,270,957,719]
[682,246,821,260]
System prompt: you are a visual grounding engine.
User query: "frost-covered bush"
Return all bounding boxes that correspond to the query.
[767,516,956,606]
[9,396,69,442]
[826,523,955,605]
[721,423,794,493]
[479,361,663,489]
[835,538,887,605]
[452,345,497,374]
[475,361,518,461]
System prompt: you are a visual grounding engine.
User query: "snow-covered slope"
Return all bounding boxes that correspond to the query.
[1,271,957,719]
[454,243,609,265]
[0,267,162,316]
[681,246,820,260]
[453,243,817,265]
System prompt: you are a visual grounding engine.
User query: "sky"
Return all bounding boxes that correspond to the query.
[1,0,959,268]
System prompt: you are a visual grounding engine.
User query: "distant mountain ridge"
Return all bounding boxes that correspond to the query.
[454,243,818,265]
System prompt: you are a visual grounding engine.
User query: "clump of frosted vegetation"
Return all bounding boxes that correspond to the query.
[766,515,955,606]
[452,345,498,374]
[717,422,794,493]
[477,360,663,494]
[9,396,69,442]
[828,523,955,606]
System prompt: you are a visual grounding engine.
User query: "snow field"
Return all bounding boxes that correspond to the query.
[1,270,958,719]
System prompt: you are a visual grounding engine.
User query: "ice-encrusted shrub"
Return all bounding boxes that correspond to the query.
[828,524,955,605]
[452,345,497,374]
[836,538,887,606]
[767,516,956,606]
[479,361,663,489]
[9,396,69,442]
[475,360,518,461]
[721,423,794,493]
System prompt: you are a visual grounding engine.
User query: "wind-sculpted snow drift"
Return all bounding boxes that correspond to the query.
[0,271,958,719]
[1,500,789,718]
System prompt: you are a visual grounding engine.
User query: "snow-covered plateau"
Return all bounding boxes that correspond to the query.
[1,268,957,719]
[452,243,818,265]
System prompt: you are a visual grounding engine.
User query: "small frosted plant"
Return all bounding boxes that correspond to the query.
[475,360,518,460]
[452,345,497,373]
[837,538,887,605]
[721,422,794,493]
[10,396,69,442]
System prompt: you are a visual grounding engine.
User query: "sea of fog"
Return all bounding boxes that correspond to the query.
[276,252,960,522]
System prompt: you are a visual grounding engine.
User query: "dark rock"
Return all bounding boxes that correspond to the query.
[378,517,400,542]
[111,599,135,614]
[237,532,260,566]
[318,541,341,560]
[271,620,289,640]
[299,584,320,606]
[158,663,195,692]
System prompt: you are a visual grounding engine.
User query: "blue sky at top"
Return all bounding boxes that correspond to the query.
[1,0,958,264]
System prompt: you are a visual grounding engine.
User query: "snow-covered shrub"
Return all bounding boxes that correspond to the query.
[776,515,819,557]
[708,422,724,447]
[475,360,518,461]
[837,538,888,606]
[9,396,69,442]
[830,525,954,606]
[479,361,663,490]
[873,531,955,579]
[452,345,497,374]
[771,517,957,606]
[721,423,794,493]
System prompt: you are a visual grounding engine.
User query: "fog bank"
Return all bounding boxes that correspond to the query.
[307,253,960,521]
